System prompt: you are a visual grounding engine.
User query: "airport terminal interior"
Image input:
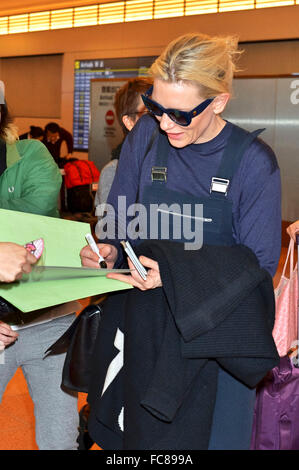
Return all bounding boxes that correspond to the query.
[0,0,299,451]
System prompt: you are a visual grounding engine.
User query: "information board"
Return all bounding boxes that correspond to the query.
[73,56,156,151]
[89,79,126,170]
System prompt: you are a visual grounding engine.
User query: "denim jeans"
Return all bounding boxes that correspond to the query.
[208,366,256,450]
[0,314,78,450]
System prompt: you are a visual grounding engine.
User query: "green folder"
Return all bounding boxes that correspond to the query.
[0,209,131,312]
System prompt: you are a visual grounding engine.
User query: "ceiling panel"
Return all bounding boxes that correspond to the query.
[0,0,112,17]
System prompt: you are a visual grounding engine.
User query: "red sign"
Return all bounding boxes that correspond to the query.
[105,110,115,126]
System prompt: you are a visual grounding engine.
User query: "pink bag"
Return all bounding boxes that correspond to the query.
[272,239,298,357]
[250,236,299,450]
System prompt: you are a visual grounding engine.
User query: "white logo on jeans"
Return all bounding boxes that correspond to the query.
[118,407,124,432]
[101,328,124,396]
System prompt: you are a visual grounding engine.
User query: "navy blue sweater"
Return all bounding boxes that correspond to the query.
[102,115,281,276]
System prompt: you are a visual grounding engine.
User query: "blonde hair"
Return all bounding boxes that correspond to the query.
[2,123,19,144]
[149,33,242,98]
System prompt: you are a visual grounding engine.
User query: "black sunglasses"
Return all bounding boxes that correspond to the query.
[141,86,214,127]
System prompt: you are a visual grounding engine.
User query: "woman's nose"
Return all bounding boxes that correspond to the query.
[159,113,176,131]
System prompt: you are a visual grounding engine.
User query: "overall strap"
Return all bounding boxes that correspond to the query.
[151,131,169,183]
[136,125,160,202]
[210,126,265,198]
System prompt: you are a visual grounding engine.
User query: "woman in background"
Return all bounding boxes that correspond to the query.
[95,77,151,209]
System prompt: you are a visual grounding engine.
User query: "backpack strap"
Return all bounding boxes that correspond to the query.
[210,126,265,198]
[81,160,95,181]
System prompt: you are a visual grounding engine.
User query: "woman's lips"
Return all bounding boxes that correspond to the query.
[166,132,184,140]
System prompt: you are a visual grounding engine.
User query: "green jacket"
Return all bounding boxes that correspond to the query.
[0,139,62,218]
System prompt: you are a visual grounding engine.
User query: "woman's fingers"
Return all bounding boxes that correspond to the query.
[80,243,117,269]
[80,245,101,267]
[107,256,162,291]
[139,256,160,271]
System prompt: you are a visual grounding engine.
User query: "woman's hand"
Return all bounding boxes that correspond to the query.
[286,220,299,242]
[80,243,118,269]
[0,321,18,349]
[107,255,162,291]
[0,242,37,283]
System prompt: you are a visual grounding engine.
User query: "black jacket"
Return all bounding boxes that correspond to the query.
[88,241,279,450]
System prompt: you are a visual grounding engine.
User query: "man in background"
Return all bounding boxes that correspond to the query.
[43,122,73,167]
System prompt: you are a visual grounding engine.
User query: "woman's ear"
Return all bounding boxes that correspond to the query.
[122,114,135,132]
[212,93,230,115]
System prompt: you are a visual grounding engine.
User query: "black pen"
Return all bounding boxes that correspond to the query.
[85,233,107,269]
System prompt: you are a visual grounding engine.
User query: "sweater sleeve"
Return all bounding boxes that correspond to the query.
[95,115,157,265]
[0,141,62,217]
[232,138,281,277]
[136,240,279,388]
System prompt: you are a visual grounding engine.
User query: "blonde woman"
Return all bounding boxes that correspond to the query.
[81,33,281,449]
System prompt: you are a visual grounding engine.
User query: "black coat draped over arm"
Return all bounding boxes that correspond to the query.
[88,240,279,450]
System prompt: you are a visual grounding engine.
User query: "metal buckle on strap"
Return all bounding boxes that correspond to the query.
[210,177,230,195]
[151,166,167,182]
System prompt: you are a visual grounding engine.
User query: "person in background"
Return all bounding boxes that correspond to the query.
[287,220,299,242]
[0,101,79,450]
[19,126,44,141]
[94,77,151,210]
[43,122,73,168]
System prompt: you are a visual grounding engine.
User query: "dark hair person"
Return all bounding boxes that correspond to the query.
[94,77,151,213]
[19,125,44,141]
[114,77,151,135]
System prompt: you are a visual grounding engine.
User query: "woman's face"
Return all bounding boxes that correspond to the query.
[151,79,228,148]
